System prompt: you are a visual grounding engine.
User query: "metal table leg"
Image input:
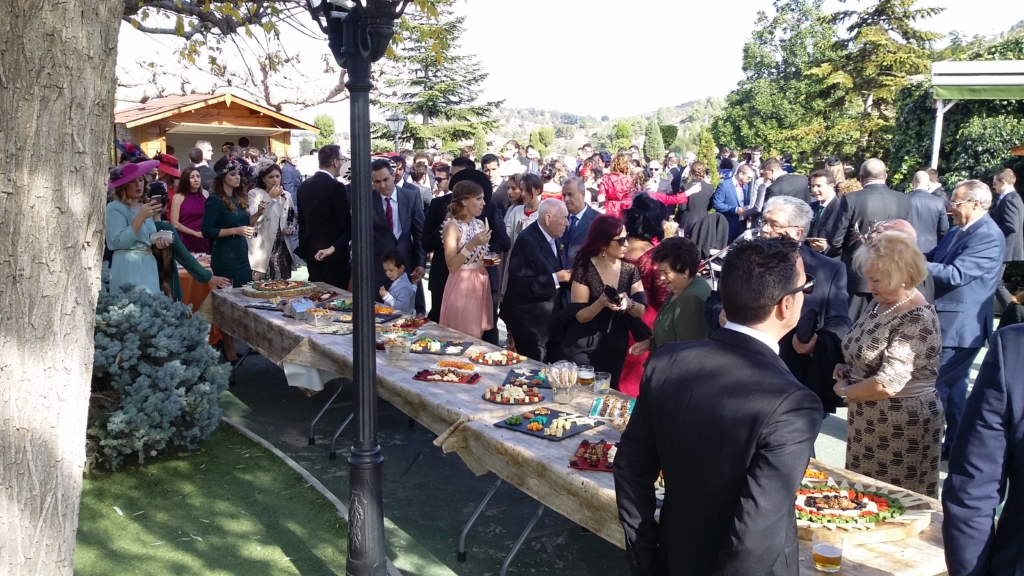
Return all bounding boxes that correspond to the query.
[227,346,256,388]
[327,413,355,460]
[308,378,353,445]
[498,504,577,576]
[457,478,534,562]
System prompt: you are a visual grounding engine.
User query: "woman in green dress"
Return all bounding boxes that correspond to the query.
[629,237,711,356]
[202,160,255,363]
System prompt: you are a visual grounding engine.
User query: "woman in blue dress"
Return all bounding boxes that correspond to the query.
[202,159,256,363]
[106,160,168,295]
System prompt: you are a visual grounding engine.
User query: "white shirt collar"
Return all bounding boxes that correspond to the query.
[539,224,555,245]
[821,195,835,208]
[960,214,983,232]
[723,322,781,355]
[570,204,588,219]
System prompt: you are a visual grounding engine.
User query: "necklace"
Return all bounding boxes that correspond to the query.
[874,289,917,317]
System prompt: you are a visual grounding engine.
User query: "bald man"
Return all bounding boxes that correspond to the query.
[828,158,911,320]
[908,170,949,253]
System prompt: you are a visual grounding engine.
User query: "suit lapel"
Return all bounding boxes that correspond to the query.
[531,224,560,270]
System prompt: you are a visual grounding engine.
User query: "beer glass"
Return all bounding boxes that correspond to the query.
[577,365,595,387]
[811,531,843,573]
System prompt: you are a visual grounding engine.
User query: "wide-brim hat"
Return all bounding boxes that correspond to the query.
[108,160,159,190]
[448,168,493,204]
[154,153,180,178]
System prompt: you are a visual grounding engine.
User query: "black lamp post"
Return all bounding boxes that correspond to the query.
[306,1,410,574]
[385,111,406,153]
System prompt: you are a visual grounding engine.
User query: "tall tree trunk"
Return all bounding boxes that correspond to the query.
[0,1,121,573]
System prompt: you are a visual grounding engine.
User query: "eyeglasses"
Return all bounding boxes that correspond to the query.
[779,274,815,301]
[761,218,798,232]
[612,236,628,246]
[946,199,972,209]
[436,177,448,182]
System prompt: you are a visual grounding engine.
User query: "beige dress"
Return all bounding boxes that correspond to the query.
[841,304,943,497]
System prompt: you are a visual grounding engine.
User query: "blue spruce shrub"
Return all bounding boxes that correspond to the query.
[89,282,229,469]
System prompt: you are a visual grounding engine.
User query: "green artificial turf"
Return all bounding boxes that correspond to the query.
[74,425,348,576]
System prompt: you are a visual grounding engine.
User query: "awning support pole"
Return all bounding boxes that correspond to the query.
[931,98,958,170]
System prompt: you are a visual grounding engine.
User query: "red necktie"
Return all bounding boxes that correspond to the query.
[385,197,394,233]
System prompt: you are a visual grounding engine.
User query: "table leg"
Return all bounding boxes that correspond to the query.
[457,478,536,563]
[308,378,353,445]
[227,345,257,388]
[327,413,355,460]
[499,504,577,576]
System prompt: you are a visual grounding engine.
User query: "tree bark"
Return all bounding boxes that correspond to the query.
[0,1,121,573]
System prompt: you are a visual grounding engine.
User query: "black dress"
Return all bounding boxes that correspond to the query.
[561,259,645,391]
[677,181,715,235]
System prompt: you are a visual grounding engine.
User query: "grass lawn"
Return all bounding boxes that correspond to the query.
[75,425,348,576]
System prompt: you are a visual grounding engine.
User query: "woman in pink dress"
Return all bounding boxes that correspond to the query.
[618,193,671,396]
[170,166,210,254]
[439,180,495,339]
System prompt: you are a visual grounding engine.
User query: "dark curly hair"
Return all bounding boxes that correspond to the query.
[623,192,668,243]
[650,237,700,277]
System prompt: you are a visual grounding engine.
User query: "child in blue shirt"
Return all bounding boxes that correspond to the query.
[379,250,416,314]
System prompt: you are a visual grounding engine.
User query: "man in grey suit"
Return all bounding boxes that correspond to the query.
[908,170,949,253]
[993,168,1023,308]
[560,177,596,268]
[370,159,426,297]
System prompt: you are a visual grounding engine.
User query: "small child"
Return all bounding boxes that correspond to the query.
[379,250,416,314]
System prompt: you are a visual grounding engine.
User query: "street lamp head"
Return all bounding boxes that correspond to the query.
[306,0,413,67]
[386,112,407,136]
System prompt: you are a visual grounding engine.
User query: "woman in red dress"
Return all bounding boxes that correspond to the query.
[618,193,671,396]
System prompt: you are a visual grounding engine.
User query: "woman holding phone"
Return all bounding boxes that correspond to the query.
[106,160,168,295]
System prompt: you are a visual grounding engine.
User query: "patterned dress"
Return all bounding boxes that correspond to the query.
[841,304,943,496]
[439,218,493,339]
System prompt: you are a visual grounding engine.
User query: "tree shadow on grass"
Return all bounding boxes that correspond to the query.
[75,426,348,576]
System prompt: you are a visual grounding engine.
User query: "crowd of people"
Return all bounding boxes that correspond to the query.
[104,134,1023,575]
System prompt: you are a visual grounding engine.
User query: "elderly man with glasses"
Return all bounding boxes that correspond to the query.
[926,179,1006,458]
[760,196,852,416]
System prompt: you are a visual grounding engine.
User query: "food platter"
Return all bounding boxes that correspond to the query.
[326,300,396,316]
[392,316,430,329]
[410,338,469,356]
[568,440,618,472]
[482,383,545,405]
[794,469,933,543]
[470,350,525,366]
[434,360,477,371]
[494,408,602,441]
[413,369,481,385]
[335,312,403,324]
[312,324,354,336]
[241,280,319,299]
[502,367,549,389]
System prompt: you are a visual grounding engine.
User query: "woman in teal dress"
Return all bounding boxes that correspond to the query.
[201,160,255,363]
[629,237,711,356]
[202,160,255,288]
[106,161,166,295]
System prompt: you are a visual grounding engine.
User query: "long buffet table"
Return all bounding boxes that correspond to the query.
[205,283,948,576]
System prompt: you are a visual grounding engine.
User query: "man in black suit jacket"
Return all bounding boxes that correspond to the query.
[993,168,1023,308]
[763,157,811,204]
[615,236,822,576]
[424,169,510,344]
[761,196,852,414]
[297,145,351,289]
[369,159,426,296]
[500,199,570,363]
[942,323,1024,576]
[827,158,911,320]
[908,170,949,253]
[807,170,841,251]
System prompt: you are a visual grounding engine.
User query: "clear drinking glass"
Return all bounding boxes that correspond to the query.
[594,372,612,394]
[811,531,843,573]
[577,365,595,387]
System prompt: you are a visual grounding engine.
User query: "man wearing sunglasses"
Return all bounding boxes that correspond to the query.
[616,236,822,576]
[761,196,852,415]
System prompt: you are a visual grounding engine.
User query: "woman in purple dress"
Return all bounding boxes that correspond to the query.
[170,166,210,254]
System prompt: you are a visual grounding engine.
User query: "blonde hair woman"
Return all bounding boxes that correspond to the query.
[833,231,943,496]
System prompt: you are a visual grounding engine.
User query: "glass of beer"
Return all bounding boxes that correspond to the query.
[483,253,498,266]
[577,365,595,387]
[811,531,843,573]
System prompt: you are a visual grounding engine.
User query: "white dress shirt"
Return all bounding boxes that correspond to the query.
[723,322,780,355]
[380,188,402,238]
[733,178,745,205]
[539,225,561,287]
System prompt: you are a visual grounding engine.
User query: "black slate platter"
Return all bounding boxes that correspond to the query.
[409,339,469,356]
[501,368,550,389]
[334,312,402,324]
[494,409,602,442]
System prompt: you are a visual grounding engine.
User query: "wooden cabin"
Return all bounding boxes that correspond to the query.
[114,92,318,166]
[1012,144,1024,157]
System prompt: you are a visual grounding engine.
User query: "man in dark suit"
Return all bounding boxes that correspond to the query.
[926,167,950,204]
[711,163,756,242]
[907,170,949,253]
[369,159,426,297]
[807,170,841,251]
[424,169,510,344]
[763,157,811,204]
[297,145,351,289]
[927,180,1006,456]
[559,177,596,268]
[992,168,1023,309]
[500,199,571,363]
[761,196,852,414]
[615,236,822,576]
[942,323,1024,576]
[828,158,911,320]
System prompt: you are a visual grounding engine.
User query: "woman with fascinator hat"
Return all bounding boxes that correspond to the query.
[106,160,167,295]
[247,156,296,281]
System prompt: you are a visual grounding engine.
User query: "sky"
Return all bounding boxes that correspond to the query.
[116,0,1024,124]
